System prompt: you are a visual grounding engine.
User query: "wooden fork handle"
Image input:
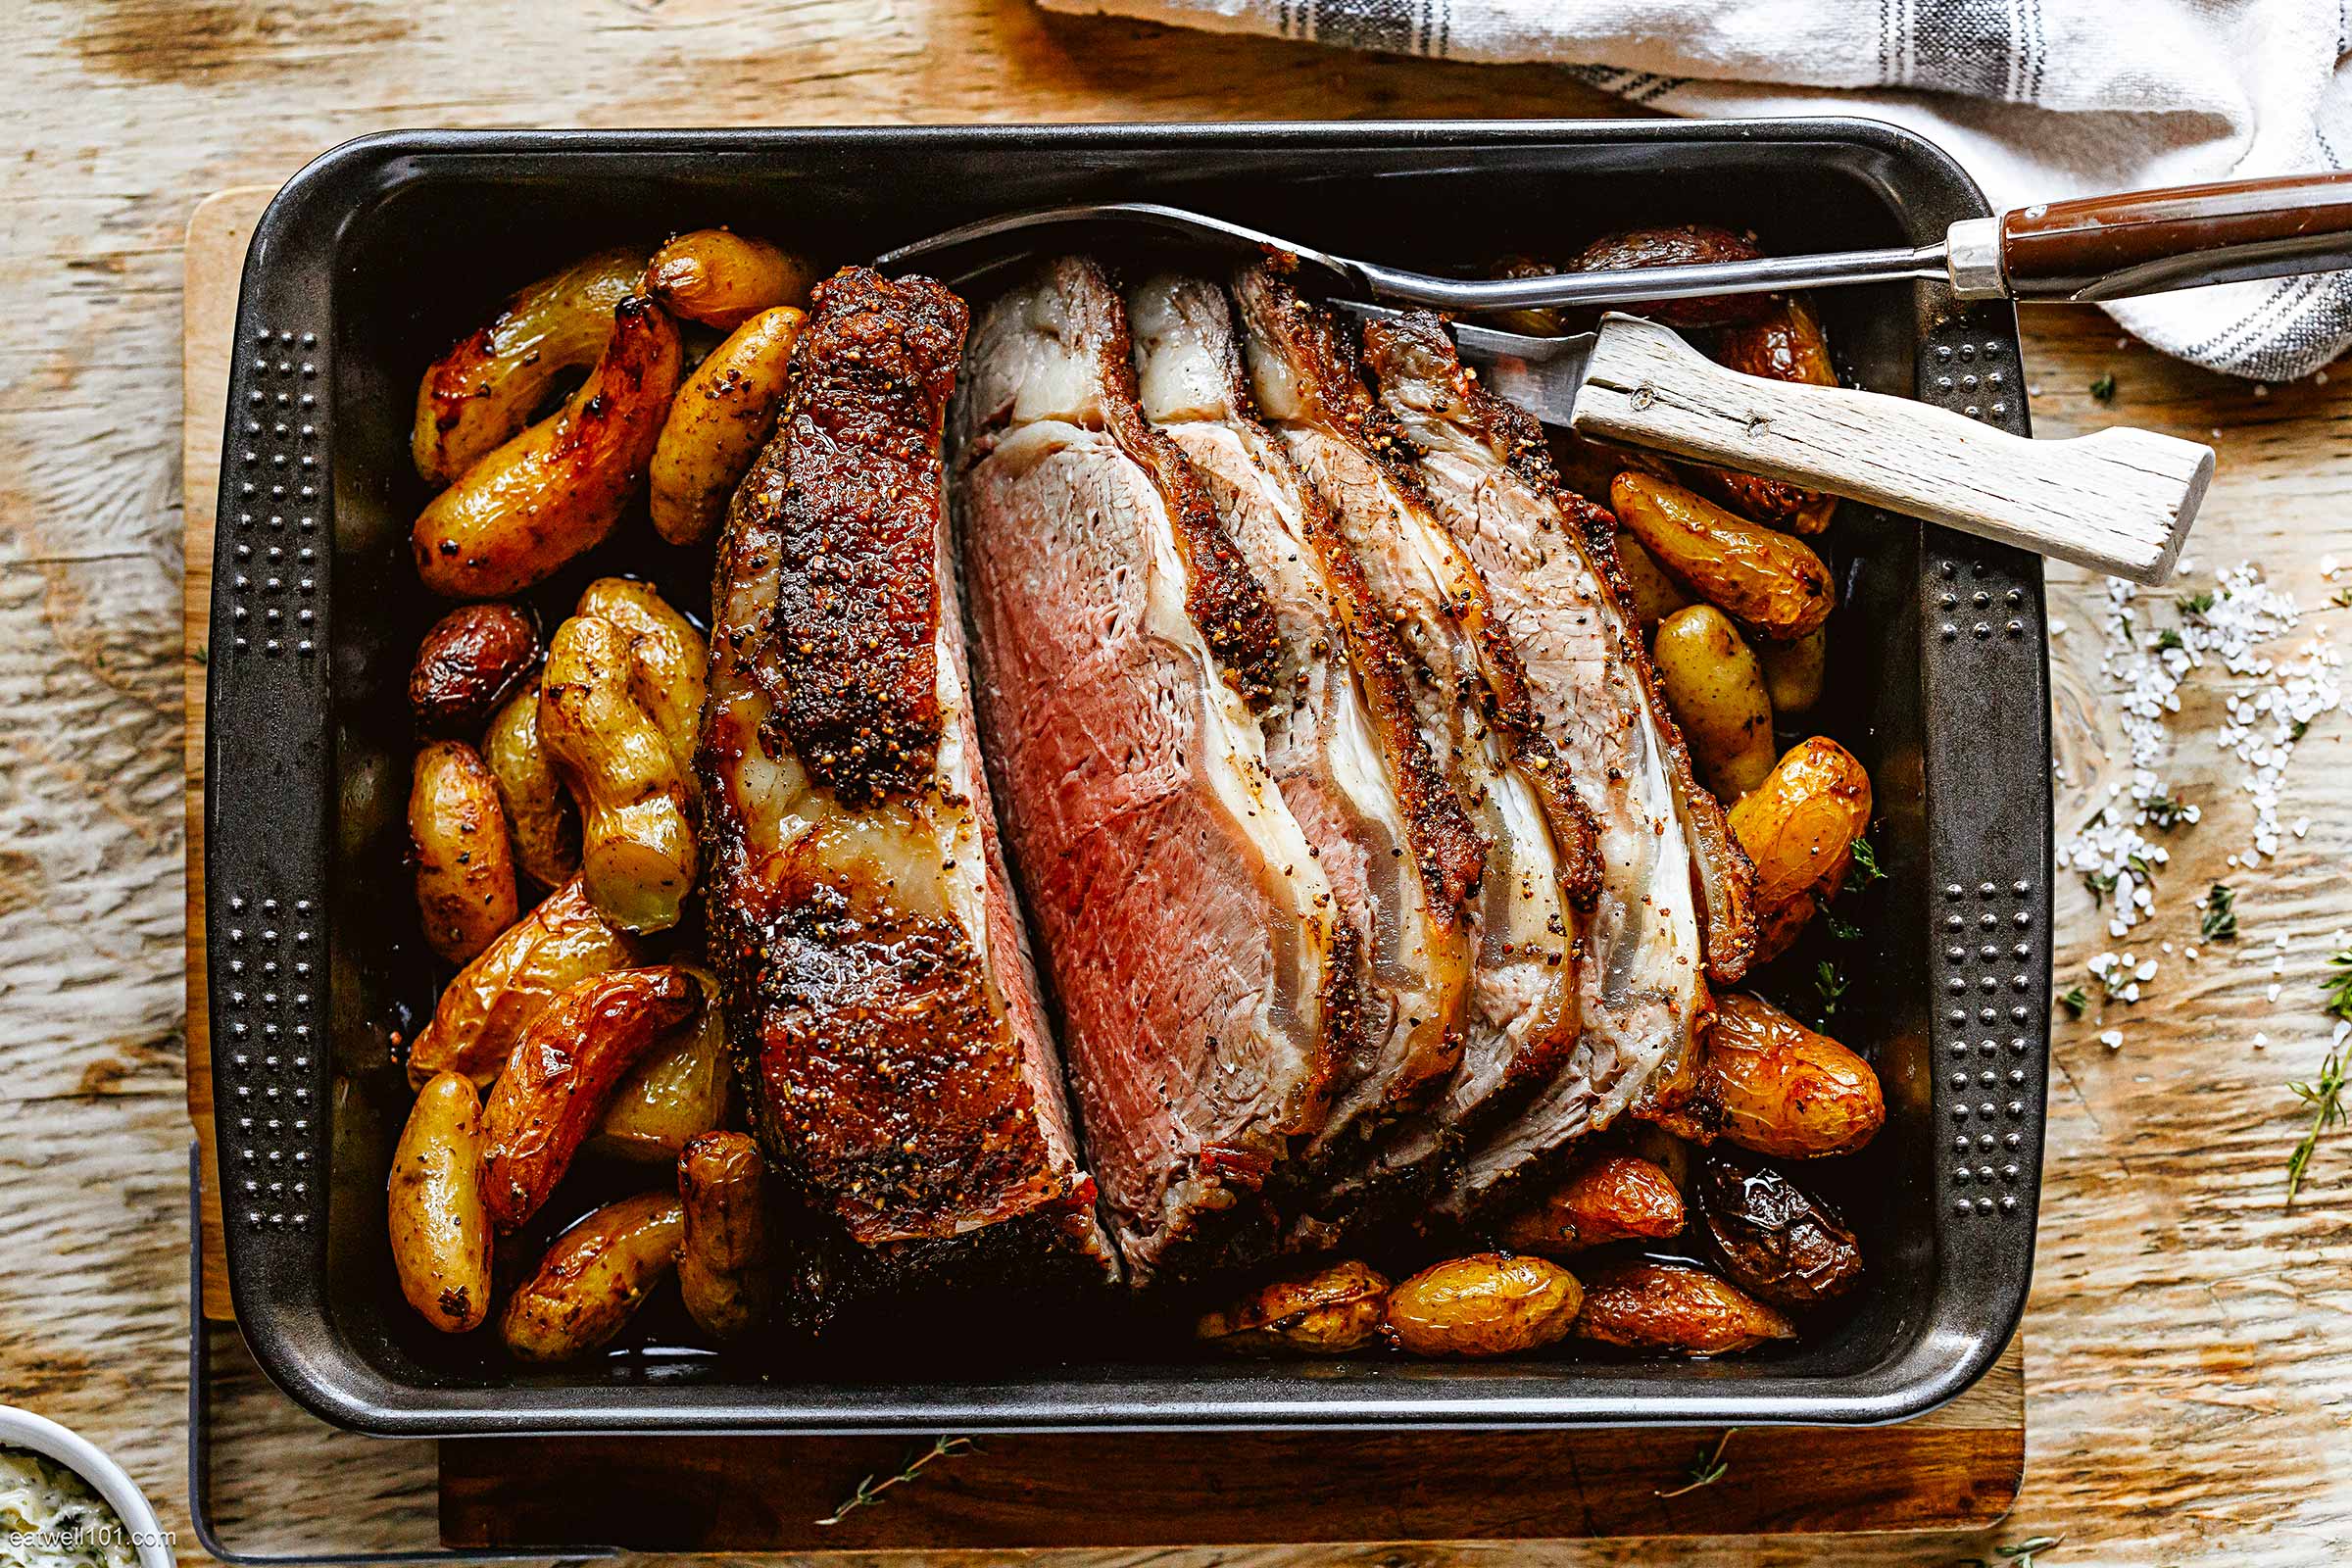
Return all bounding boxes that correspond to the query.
[1999,170,2352,302]
[1572,315,2211,585]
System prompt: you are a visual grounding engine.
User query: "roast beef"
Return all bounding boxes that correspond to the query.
[698,266,1112,1284]
[1231,266,1591,1224]
[1358,307,1758,1219]
[950,257,1344,1282]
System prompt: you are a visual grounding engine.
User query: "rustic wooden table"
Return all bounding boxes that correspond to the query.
[5,3,2349,1565]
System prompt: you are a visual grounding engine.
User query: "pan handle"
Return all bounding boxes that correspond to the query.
[1996,169,2352,302]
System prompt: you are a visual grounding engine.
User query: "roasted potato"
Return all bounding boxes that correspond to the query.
[539,612,698,933]
[676,1132,774,1343]
[413,296,683,601]
[571,578,708,776]
[499,1190,685,1363]
[1197,1259,1392,1356]
[650,306,805,547]
[1495,1153,1686,1256]
[482,675,580,888]
[589,969,729,1162]
[1729,737,1872,959]
[1706,993,1885,1159]
[410,602,541,739]
[405,875,638,1088]
[1384,1253,1583,1358]
[1695,1150,1863,1308]
[1611,471,1835,639]
[1691,294,1840,535]
[1611,529,1692,626]
[412,245,651,488]
[1572,1260,1795,1356]
[1757,626,1827,716]
[480,965,702,1232]
[1563,225,1773,328]
[386,1071,492,1333]
[1652,605,1776,802]
[645,229,818,331]
[409,741,519,964]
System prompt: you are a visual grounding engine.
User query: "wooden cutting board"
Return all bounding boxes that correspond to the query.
[183,183,2024,1551]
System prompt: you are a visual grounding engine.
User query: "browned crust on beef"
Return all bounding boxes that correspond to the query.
[757,267,963,807]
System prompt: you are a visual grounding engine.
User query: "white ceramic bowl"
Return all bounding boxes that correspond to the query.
[0,1406,173,1568]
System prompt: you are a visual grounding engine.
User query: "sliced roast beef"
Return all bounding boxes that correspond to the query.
[1358,307,1758,1220]
[1124,273,1479,1219]
[1231,266,1590,1225]
[699,266,1112,1285]
[950,257,1343,1282]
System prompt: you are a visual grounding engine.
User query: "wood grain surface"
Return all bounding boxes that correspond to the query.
[3,2,2349,1565]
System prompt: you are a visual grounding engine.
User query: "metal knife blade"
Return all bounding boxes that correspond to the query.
[1332,300,1594,429]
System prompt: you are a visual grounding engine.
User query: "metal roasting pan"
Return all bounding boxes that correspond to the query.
[207,120,2051,1437]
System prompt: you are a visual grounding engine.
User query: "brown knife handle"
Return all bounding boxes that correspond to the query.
[2000,170,2352,302]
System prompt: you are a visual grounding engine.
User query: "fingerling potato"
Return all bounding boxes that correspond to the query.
[571,578,709,776]
[1652,606,1776,802]
[1611,529,1692,626]
[1564,225,1772,327]
[410,741,519,964]
[590,969,729,1162]
[413,245,651,488]
[1757,626,1827,715]
[1384,1253,1583,1358]
[1706,992,1885,1158]
[414,296,683,601]
[646,229,818,330]
[677,1132,774,1343]
[540,613,699,933]
[482,676,580,889]
[1696,1149,1863,1308]
[500,1190,685,1363]
[411,602,541,739]
[1197,1259,1392,1356]
[1693,294,1840,535]
[1495,1153,1686,1256]
[406,875,638,1088]
[480,965,702,1231]
[1611,471,1836,639]
[387,1071,491,1333]
[649,306,805,547]
[1572,1259,1794,1356]
[1728,738,1872,961]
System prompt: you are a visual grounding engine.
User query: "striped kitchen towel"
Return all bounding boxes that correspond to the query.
[1038,0,2352,379]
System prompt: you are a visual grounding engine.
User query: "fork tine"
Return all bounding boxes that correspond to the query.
[870,202,1354,289]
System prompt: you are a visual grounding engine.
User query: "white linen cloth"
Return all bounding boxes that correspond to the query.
[1035,0,2352,378]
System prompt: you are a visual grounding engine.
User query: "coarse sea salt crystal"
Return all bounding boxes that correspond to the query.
[2099,1029,2124,1049]
[2255,1031,2270,1048]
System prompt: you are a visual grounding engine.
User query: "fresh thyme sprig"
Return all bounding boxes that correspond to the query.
[2089,371,2117,402]
[2056,986,2088,1019]
[1846,837,1884,889]
[2142,795,2191,829]
[1654,1428,1738,1498]
[2177,589,2215,618]
[2199,883,2236,942]
[1960,1536,2065,1568]
[2285,1045,2346,1203]
[817,1436,978,1527]
[1815,959,1849,1019]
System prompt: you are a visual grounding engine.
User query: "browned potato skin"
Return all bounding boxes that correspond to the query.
[1688,294,1841,534]
[645,229,817,330]
[1496,1154,1686,1256]
[414,296,683,601]
[499,1190,685,1363]
[1198,1260,1392,1356]
[1611,529,1693,626]
[1729,737,1872,960]
[589,969,728,1162]
[1757,626,1828,716]
[650,306,805,547]
[480,965,701,1231]
[410,741,519,964]
[1384,1253,1583,1358]
[406,875,638,1089]
[1572,1260,1795,1355]
[413,246,651,488]
[482,675,580,889]
[411,602,541,738]
[1565,225,1773,328]
[387,1071,491,1333]
[676,1132,773,1343]
[540,613,699,933]
[1696,1150,1863,1308]
[1652,605,1776,802]
[1611,471,1836,639]
[1706,993,1885,1159]
[571,579,709,777]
